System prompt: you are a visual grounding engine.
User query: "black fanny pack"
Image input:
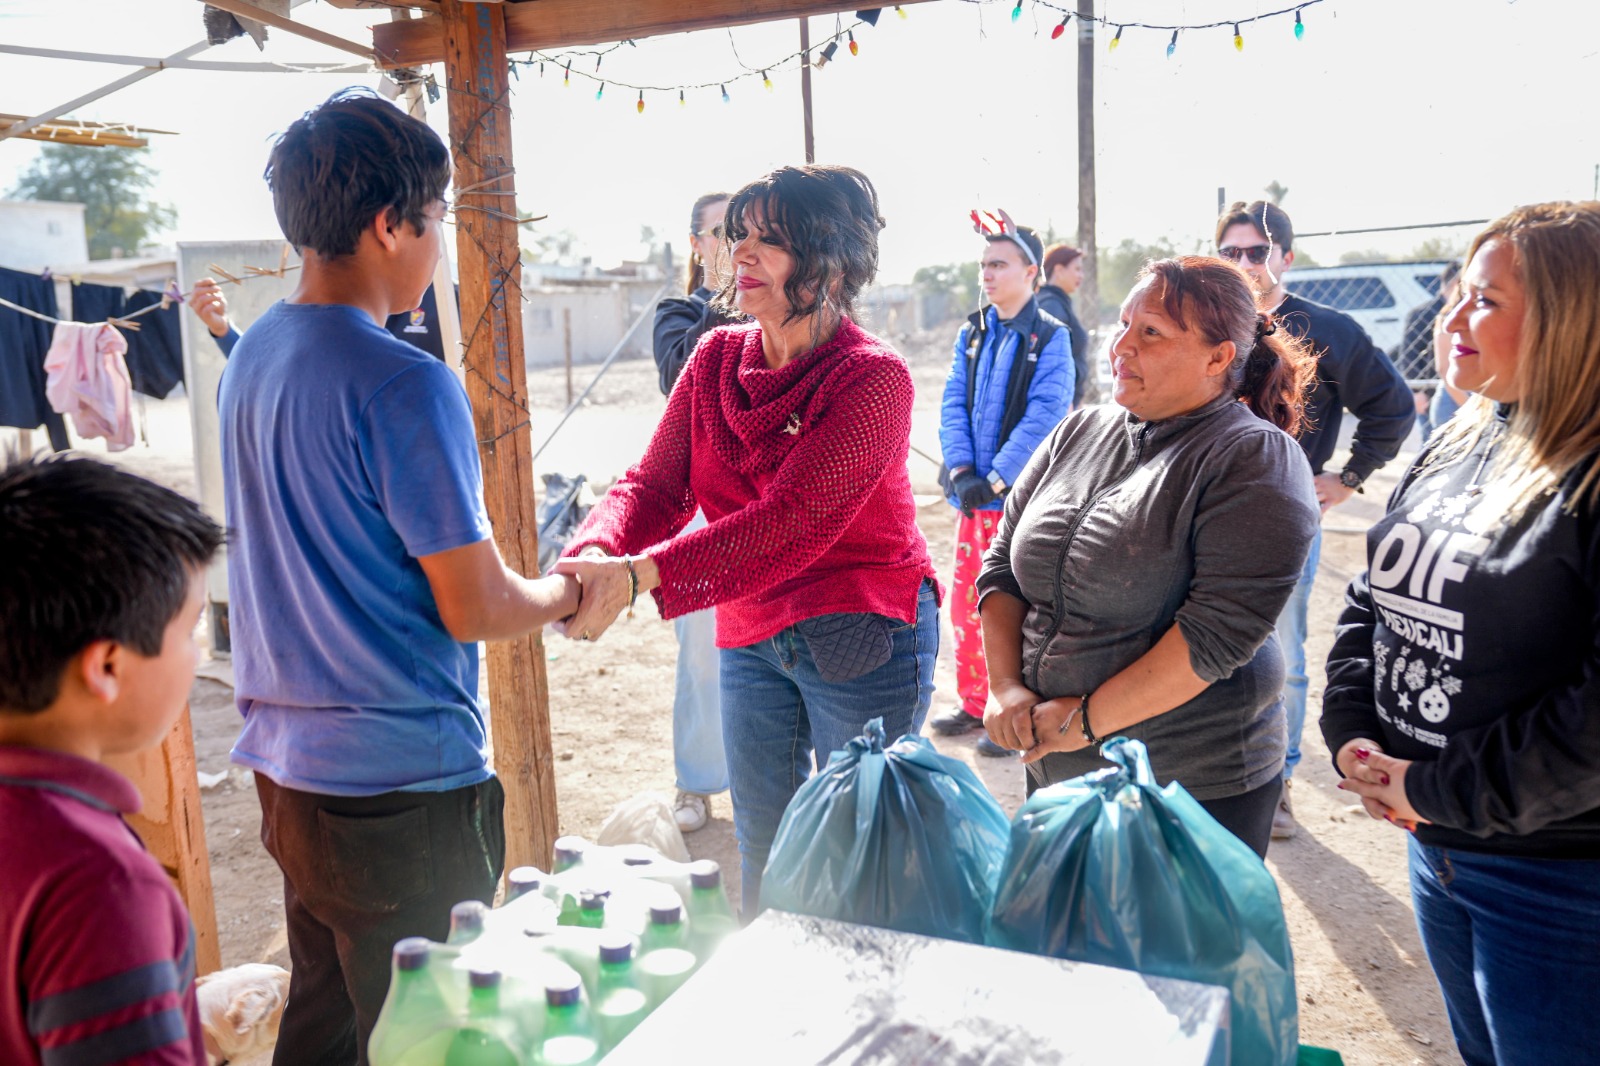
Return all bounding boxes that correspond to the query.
[795,613,894,684]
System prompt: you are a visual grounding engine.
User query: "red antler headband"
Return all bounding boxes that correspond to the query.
[970,207,1038,267]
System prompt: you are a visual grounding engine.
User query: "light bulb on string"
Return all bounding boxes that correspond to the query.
[678,89,686,107]
[896,4,907,17]
[848,30,858,56]
[563,60,571,87]
[720,83,730,103]
[595,54,603,71]
[636,91,644,114]
[1011,1,1022,23]
[538,61,544,77]
[1109,25,1122,52]
[815,40,839,68]
[1166,30,1178,58]
[1294,9,1305,39]
[1051,15,1069,40]
[509,61,519,81]
[595,82,605,101]
[1233,24,1244,51]
[762,69,773,91]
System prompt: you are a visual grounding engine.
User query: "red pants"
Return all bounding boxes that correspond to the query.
[952,510,1002,718]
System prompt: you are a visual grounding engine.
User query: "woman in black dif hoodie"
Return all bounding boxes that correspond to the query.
[1324,202,1600,1066]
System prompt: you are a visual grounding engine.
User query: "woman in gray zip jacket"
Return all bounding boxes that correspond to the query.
[977,256,1320,857]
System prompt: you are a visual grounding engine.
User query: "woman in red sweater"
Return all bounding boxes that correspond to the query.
[556,165,940,914]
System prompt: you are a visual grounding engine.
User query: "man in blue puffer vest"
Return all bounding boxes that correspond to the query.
[933,216,1074,756]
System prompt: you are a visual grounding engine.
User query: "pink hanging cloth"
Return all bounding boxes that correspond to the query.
[43,321,135,452]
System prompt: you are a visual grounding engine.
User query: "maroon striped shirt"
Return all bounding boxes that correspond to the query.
[1,747,205,1066]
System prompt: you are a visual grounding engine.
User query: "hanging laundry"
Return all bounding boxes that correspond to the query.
[0,267,70,450]
[123,290,185,398]
[43,321,135,451]
[71,283,187,398]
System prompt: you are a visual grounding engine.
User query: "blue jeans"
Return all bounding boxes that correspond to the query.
[673,607,728,795]
[673,510,727,795]
[1273,525,1321,779]
[1409,838,1600,1066]
[720,581,938,917]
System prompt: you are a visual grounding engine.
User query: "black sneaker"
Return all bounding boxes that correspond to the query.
[929,707,985,736]
[976,735,1016,758]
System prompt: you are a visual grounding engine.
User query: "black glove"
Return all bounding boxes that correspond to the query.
[951,470,997,519]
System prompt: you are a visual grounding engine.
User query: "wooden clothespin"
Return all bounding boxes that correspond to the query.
[209,263,243,287]
[106,316,143,332]
[160,278,181,310]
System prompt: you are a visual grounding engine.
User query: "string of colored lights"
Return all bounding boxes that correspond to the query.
[495,1,1323,108]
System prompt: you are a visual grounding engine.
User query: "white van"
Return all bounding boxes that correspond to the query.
[1283,260,1454,382]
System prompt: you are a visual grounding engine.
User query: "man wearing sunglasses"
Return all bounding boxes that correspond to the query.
[1215,199,1415,840]
[933,214,1075,756]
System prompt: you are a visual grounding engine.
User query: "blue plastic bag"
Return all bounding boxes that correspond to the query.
[760,717,1011,944]
[987,738,1298,1066]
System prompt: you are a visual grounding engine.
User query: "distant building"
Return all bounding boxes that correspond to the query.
[0,199,89,272]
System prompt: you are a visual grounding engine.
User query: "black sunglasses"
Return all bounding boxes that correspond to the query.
[1218,244,1273,265]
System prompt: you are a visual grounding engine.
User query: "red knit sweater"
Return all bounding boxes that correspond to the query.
[566,316,939,648]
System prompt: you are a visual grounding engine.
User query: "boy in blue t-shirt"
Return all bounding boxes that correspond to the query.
[219,90,580,1063]
[1,455,224,1066]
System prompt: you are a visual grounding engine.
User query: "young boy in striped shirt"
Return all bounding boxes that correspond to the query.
[0,454,223,1066]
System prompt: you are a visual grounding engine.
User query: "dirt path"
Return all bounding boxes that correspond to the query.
[95,334,1458,1065]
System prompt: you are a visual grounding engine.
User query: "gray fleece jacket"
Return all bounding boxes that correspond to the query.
[976,393,1319,799]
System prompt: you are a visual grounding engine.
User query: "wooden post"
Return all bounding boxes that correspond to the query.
[106,705,221,976]
[1075,0,1098,327]
[563,307,573,406]
[799,18,815,163]
[440,0,558,875]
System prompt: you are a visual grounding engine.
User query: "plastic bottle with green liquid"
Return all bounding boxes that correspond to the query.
[533,977,601,1066]
[443,970,523,1066]
[369,938,457,1066]
[685,860,738,964]
[636,900,697,1006]
[592,931,651,1052]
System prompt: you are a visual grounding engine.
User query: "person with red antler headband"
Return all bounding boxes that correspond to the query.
[931,208,1075,756]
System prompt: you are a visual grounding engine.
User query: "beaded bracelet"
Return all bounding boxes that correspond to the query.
[623,556,639,619]
[1079,693,1098,746]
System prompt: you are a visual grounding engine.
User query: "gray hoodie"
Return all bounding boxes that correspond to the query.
[976,393,1319,799]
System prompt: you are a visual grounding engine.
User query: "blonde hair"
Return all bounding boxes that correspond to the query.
[1420,201,1600,522]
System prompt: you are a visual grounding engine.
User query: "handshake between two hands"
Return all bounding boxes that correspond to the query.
[547,550,642,644]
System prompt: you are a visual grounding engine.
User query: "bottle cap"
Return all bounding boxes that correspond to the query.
[469,969,503,990]
[393,937,431,971]
[579,889,608,912]
[552,836,587,866]
[649,901,683,926]
[689,860,723,890]
[621,855,653,867]
[598,930,635,964]
[545,977,583,1007]
[507,867,544,898]
[451,900,488,932]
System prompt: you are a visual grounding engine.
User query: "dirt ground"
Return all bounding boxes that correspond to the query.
[84,329,1459,1065]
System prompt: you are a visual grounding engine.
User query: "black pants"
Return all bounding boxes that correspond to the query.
[1196,775,1283,860]
[256,774,506,1066]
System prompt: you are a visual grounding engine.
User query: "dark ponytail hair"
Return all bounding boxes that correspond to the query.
[686,191,730,295]
[1141,256,1315,436]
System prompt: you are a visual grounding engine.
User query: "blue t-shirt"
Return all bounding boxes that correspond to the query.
[219,301,492,795]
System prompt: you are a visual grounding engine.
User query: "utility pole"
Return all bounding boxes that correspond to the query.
[799,18,816,163]
[1075,0,1097,325]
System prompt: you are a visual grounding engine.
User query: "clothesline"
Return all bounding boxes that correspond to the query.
[0,249,300,331]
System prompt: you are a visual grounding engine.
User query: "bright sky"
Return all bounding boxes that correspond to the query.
[2,0,1597,283]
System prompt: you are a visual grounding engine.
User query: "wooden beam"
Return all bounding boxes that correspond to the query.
[0,41,210,144]
[439,0,559,875]
[0,113,174,149]
[199,0,381,62]
[375,0,940,68]
[106,706,222,977]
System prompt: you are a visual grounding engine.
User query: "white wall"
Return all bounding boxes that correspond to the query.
[0,199,88,272]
